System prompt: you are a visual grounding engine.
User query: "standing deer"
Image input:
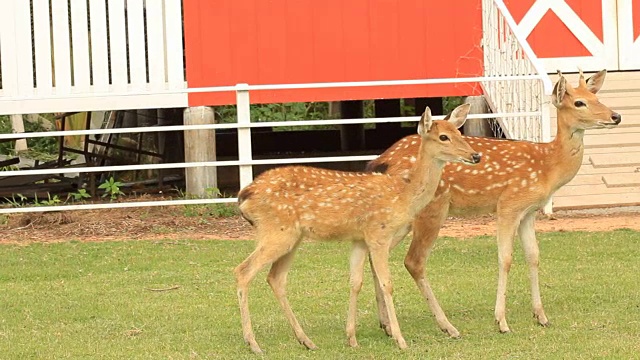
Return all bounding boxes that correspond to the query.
[234,106,481,353]
[366,70,621,337]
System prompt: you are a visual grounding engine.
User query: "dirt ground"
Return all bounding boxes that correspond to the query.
[1,202,639,245]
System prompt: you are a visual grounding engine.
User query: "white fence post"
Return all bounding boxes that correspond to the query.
[236,84,254,190]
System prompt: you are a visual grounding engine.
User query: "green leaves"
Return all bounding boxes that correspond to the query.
[98,177,125,200]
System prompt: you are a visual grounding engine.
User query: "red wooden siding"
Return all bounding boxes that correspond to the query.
[183,0,483,106]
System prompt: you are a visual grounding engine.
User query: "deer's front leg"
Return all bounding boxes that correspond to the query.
[518,211,549,327]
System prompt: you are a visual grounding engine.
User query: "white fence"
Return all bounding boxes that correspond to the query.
[0,0,186,115]
[0,0,552,215]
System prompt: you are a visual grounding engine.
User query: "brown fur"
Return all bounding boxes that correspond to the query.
[234,106,480,353]
[366,70,621,337]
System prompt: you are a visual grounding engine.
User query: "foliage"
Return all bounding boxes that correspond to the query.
[67,189,92,203]
[0,230,638,359]
[3,193,27,207]
[34,193,62,206]
[179,187,239,219]
[0,114,59,158]
[99,177,125,200]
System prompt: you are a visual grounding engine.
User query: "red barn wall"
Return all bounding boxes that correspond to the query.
[183,0,484,106]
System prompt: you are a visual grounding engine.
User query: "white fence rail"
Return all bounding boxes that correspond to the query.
[0,0,186,115]
[0,0,553,214]
[481,0,553,142]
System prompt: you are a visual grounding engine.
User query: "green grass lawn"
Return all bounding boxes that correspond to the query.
[1,229,639,359]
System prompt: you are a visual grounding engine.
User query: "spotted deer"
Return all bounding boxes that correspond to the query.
[366,70,621,337]
[234,106,481,353]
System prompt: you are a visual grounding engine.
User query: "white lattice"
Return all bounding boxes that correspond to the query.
[481,0,552,143]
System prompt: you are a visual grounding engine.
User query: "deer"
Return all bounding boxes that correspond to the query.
[365,70,622,337]
[234,106,481,354]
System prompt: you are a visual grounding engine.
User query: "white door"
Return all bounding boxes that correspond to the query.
[617,0,640,69]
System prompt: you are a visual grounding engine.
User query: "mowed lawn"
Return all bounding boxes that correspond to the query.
[1,229,639,359]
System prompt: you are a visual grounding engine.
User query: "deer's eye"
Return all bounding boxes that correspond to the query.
[574,100,586,107]
[439,135,450,142]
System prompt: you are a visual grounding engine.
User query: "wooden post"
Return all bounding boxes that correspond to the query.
[339,101,365,151]
[11,114,28,152]
[183,106,218,196]
[463,96,493,137]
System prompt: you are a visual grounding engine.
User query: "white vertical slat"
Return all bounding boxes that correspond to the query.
[70,0,91,92]
[13,1,35,96]
[126,0,147,89]
[164,0,184,89]
[32,0,53,95]
[236,84,254,189]
[51,0,72,93]
[89,0,109,92]
[108,0,128,91]
[0,1,18,96]
[146,0,166,90]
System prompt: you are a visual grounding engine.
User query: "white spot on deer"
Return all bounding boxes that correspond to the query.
[530,172,537,179]
[472,170,478,175]
[411,140,417,145]
[303,168,308,173]
[464,169,471,173]
[301,213,315,221]
[448,177,454,181]
[439,180,445,187]
[452,184,465,192]
[265,188,272,194]
[486,167,493,172]
[492,146,497,150]
[487,175,493,180]
[410,156,416,163]
[521,179,528,187]
[456,165,463,171]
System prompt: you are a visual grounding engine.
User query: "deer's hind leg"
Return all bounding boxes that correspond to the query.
[235,229,302,354]
[346,241,368,347]
[267,239,318,350]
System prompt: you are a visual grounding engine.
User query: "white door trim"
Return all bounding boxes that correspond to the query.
[617,1,640,70]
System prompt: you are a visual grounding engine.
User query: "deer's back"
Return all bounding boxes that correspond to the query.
[369,135,556,216]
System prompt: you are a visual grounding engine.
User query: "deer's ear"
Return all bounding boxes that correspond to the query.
[417,107,433,136]
[585,69,606,94]
[552,75,567,107]
[447,103,470,129]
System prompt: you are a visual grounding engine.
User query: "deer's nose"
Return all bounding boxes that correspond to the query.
[471,153,482,164]
[611,112,622,124]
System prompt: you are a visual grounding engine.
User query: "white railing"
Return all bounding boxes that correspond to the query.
[481,0,553,142]
[0,0,555,214]
[1,76,544,214]
[0,0,186,115]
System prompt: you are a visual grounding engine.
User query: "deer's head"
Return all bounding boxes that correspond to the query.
[418,105,481,165]
[552,69,621,130]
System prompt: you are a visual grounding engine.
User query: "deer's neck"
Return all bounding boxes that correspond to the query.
[548,111,586,189]
[400,146,445,218]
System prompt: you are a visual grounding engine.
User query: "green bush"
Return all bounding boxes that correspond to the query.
[0,115,59,157]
